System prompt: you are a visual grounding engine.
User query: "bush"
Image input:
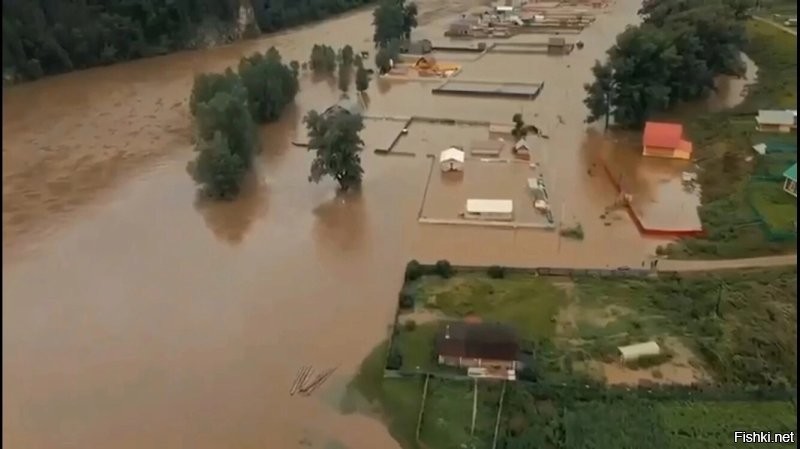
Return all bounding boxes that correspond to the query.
[386,348,403,370]
[560,223,585,240]
[488,265,506,279]
[398,289,414,309]
[625,353,674,370]
[404,259,423,281]
[519,365,537,382]
[404,319,417,331]
[434,259,454,278]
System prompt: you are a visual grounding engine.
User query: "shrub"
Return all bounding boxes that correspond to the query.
[405,259,423,281]
[625,353,673,370]
[386,348,403,370]
[434,259,454,278]
[519,365,537,382]
[398,289,414,309]
[404,319,417,331]
[559,223,585,240]
[488,265,506,279]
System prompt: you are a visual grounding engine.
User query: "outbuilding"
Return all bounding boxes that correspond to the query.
[617,341,661,362]
[470,139,505,157]
[464,199,514,221]
[783,163,797,197]
[756,110,797,133]
[513,138,532,159]
[440,147,466,172]
[436,321,520,370]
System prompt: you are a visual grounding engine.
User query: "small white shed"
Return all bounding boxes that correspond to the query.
[440,147,466,172]
[464,199,514,221]
[513,138,532,156]
[618,341,661,362]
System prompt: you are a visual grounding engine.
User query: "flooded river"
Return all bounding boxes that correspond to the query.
[2,0,753,447]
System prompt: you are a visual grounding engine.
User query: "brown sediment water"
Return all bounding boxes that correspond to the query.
[2,0,755,447]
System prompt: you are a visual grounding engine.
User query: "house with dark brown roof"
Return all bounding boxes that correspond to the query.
[435,322,520,371]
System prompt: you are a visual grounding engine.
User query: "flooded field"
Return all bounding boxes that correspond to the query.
[2,0,755,448]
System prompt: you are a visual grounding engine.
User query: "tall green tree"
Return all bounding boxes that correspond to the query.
[356,63,370,93]
[190,131,248,199]
[372,0,406,47]
[338,63,351,93]
[309,44,337,74]
[305,109,365,191]
[237,48,299,123]
[340,45,355,67]
[583,61,616,129]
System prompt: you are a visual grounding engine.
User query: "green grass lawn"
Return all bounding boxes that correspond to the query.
[748,180,797,232]
[666,20,797,259]
[412,273,566,341]
[394,322,440,372]
[419,378,502,449]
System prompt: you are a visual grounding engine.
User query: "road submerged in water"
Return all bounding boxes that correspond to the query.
[1,0,762,447]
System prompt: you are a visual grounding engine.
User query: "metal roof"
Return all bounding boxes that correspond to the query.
[440,147,465,162]
[784,163,797,182]
[757,110,795,126]
[466,199,514,214]
[618,341,661,361]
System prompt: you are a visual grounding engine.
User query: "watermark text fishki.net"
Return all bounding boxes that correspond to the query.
[734,431,795,444]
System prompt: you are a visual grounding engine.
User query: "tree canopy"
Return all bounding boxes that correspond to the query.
[309,44,337,75]
[583,0,749,128]
[304,109,365,191]
[188,47,298,199]
[372,0,418,47]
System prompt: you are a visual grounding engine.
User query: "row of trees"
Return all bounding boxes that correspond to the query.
[309,44,371,94]
[371,0,417,47]
[2,0,376,81]
[188,48,299,199]
[583,0,754,128]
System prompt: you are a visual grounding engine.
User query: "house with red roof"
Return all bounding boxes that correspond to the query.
[642,121,693,160]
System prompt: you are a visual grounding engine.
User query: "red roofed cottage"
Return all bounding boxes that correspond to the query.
[642,121,693,160]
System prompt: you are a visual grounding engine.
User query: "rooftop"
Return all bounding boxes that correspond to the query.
[436,322,520,361]
[643,122,684,149]
[440,147,465,162]
[466,198,514,214]
[784,163,797,182]
[757,110,795,126]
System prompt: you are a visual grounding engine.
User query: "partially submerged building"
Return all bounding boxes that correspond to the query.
[513,138,532,159]
[322,97,363,118]
[756,109,797,133]
[464,199,514,221]
[401,39,433,55]
[446,18,478,36]
[436,322,521,372]
[783,163,797,197]
[547,37,568,54]
[618,341,661,363]
[470,139,505,157]
[642,121,693,160]
[440,147,466,172]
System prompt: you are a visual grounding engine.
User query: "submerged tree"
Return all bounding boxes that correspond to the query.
[583,60,616,129]
[309,44,337,75]
[511,113,541,140]
[340,45,355,67]
[373,0,406,47]
[305,109,365,191]
[237,48,299,123]
[189,131,248,199]
[356,63,370,94]
[338,62,351,93]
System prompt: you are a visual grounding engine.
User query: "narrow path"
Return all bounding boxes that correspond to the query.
[662,254,796,272]
[753,15,798,36]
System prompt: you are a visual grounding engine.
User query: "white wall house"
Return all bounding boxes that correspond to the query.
[464,199,514,221]
[618,341,661,362]
[440,147,466,172]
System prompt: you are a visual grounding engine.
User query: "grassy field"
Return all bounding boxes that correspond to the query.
[394,268,797,386]
[665,20,797,259]
[748,180,796,232]
[419,378,502,449]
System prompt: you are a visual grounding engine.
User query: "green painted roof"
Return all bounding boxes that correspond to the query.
[784,163,797,181]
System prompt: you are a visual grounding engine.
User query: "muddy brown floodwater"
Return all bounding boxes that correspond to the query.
[2,0,753,448]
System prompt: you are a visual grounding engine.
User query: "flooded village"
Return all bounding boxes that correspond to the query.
[3,0,797,448]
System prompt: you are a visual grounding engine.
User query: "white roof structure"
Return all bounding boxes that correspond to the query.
[496,5,513,12]
[618,341,661,361]
[466,199,514,214]
[440,147,465,163]
[752,143,767,155]
[514,138,531,151]
[756,110,795,126]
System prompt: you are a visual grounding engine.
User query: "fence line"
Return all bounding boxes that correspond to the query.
[415,374,431,443]
[491,381,507,449]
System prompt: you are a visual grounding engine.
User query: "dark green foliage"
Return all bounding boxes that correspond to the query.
[487,265,506,279]
[386,347,403,370]
[305,109,365,191]
[374,38,401,73]
[309,44,337,75]
[237,49,299,123]
[511,113,541,140]
[584,0,748,128]
[340,45,355,67]
[372,0,405,47]
[250,0,376,34]
[338,63,351,93]
[559,223,585,240]
[404,259,424,281]
[433,260,454,278]
[355,63,370,92]
[624,352,674,370]
[403,319,417,331]
[398,289,415,309]
[188,48,296,199]
[190,131,247,199]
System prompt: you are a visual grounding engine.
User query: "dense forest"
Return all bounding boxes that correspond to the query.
[2,0,375,82]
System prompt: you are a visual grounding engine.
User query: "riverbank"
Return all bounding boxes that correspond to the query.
[663,19,797,260]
